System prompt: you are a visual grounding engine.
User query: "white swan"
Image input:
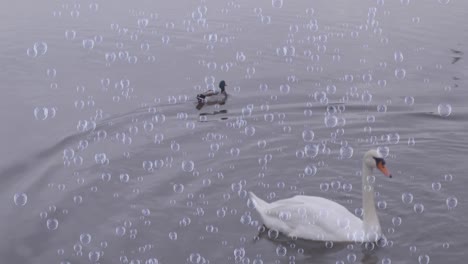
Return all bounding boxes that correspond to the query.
[249,149,392,243]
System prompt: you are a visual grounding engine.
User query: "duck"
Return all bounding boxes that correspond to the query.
[249,149,392,243]
[197,80,228,105]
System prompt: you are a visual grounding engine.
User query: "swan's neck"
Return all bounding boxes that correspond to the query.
[362,164,381,235]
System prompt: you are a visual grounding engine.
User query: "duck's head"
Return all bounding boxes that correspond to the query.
[364,149,392,178]
[219,80,227,92]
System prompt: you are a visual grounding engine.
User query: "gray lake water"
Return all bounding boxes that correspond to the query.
[1,0,467,263]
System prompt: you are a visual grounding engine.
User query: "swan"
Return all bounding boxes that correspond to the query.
[249,149,392,243]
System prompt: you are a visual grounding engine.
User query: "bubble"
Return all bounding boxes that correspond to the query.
[377,104,387,113]
[305,144,319,158]
[446,196,457,210]
[115,226,126,236]
[324,115,338,128]
[169,231,178,240]
[413,203,424,214]
[402,193,413,204]
[34,107,49,120]
[302,130,314,142]
[80,233,92,244]
[444,174,453,182]
[304,165,317,176]
[13,193,28,206]
[404,96,414,106]
[280,84,290,94]
[173,184,184,193]
[437,104,452,117]
[82,39,95,50]
[245,126,256,136]
[182,160,194,172]
[46,218,59,230]
[394,68,406,79]
[34,42,48,55]
[418,254,430,264]
[320,183,329,191]
[394,51,404,63]
[276,245,287,256]
[272,0,283,8]
[340,145,354,159]
[88,251,101,262]
[392,216,402,226]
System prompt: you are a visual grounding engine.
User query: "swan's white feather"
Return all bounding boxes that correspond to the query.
[249,192,366,242]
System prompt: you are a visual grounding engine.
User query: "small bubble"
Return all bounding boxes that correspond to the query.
[413,203,424,214]
[446,196,457,210]
[173,184,184,193]
[437,104,452,117]
[394,68,406,79]
[13,193,28,206]
[80,233,92,244]
[46,218,59,230]
[182,160,194,172]
[402,193,413,204]
[404,96,414,106]
[418,254,430,264]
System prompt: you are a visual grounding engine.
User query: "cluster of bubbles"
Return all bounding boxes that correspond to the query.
[27,42,48,57]
[15,0,462,262]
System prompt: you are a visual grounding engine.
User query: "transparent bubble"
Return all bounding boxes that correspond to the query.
[305,144,319,158]
[320,183,329,191]
[444,174,453,182]
[88,251,101,262]
[115,226,126,236]
[82,39,95,50]
[34,107,49,120]
[276,245,287,256]
[340,145,354,159]
[377,104,387,113]
[394,68,406,79]
[413,203,424,214]
[245,126,256,136]
[272,0,284,8]
[324,115,338,128]
[13,193,28,206]
[173,184,184,193]
[361,91,372,104]
[404,96,415,106]
[446,196,457,210]
[34,42,48,55]
[402,193,413,204]
[65,29,77,40]
[418,254,430,264]
[302,130,314,142]
[280,84,290,94]
[169,231,178,240]
[304,165,317,176]
[80,233,92,244]
[392,216,402,226]
[46,218,59,230]
[182,160,194,172]
[394,51,404,63]
[437,104,452,117]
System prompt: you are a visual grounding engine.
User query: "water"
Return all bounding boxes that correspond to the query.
[1,0,467,263]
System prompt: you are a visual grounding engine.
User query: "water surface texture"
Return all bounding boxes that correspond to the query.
[1,0,467,263]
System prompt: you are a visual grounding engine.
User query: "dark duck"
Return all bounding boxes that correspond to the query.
[196,80,228,110]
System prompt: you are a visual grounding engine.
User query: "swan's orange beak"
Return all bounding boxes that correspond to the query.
[377,162,392,178]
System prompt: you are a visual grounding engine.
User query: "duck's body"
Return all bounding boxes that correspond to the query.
[197,80,228,104]
[249,149,392,243]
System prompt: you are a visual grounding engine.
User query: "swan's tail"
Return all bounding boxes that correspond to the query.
[249,192,269,211]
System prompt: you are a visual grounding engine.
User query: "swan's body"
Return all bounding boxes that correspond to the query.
[249,149,392,243]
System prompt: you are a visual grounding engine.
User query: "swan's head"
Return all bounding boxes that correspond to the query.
[364,149,392,178]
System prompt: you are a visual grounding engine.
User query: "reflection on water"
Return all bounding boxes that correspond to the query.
[1,0,467,263]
